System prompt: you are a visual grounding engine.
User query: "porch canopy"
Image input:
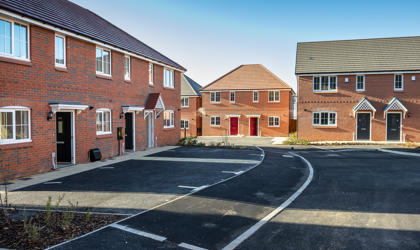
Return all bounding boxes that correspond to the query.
[353,97,376,118]
[122,104,144,114]
[225,114,241,118]
[49,101,88,114]
[144,93,165,119]
[383,97,408,118]
[245,114,261,118]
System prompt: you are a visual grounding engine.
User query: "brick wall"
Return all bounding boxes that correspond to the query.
[180,96,202,137]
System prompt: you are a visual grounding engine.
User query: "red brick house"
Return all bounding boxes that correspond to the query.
[200,64,294,137]
[296,36,420,142]
[180,75,202,137]
[0,0,185,179]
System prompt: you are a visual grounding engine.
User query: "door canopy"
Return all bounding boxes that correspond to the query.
[383,97,408,118]
[353,97,376,118]
[144,93,165,119]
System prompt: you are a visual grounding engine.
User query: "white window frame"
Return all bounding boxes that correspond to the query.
[0,17,30,61]
[95,47,111,76]
[164,110,175,128]
[124,55,130,80]
[268,91,280,102]
[54,34,66,68]
[312,111,337,127]
[96,108,112,135]
[356,75,365,91]
[313,76,337,92]
[268,116,280,127]
[0,106,31,145]
[181,97,189,108]
[164,68,174,88]
[210,92,221,103]
[394,74,403,91]
[210,116,221,126]
[149,63,154,85]
[181,119,189,129]
[253,91,259,103]
[230,91,235,103]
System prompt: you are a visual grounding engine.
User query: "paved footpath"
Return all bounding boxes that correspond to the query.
[50,148,309,249]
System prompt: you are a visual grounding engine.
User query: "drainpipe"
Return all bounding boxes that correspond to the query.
[51,152,56,170]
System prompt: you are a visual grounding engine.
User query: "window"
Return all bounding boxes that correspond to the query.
[149,63,154,85]
[210,116,220,126]
[230,91,235,103]
[394,74,403,90]
[268,116,280,127]
[0,18,29,60]
[268,91,280,102]
[164,110,175,128]
[210,92,221,103]
[96,109,111,134]
[181,97,189,107]
[164,68,174,88]
[0,107,30,144]
[96,47,111,75]
[124,56,130,80]
[356,75,365,91]
[253,91,259,102]
[312,111,336,126]
[55,34,65,67]
[181,119,189,129]
[313,76,337,92]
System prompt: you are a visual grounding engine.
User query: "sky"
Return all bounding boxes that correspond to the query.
[72,0,420,90]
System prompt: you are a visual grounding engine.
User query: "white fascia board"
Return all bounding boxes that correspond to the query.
[296,70,420,76]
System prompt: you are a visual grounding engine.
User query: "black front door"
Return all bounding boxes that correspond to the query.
[387,113,401,141]
[125,113,133,150]
[56,112,72,163]
[357,113,370,140]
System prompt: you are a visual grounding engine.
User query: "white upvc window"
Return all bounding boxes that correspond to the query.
[181,97,189,107]
[0,17,29,60]
[394,74,403,90]
[95,47,111,75]
[253,91,259,102]
[356,75,365,91]
[210,116,220,126]
[312,111,337,126]
[181,119,189,129]
[96,109,112,135]
[124,55,130,80]
[230,91,235,103]
[164,110,175,128]
[164,68,174,88]
[268,116,280,127]
[313,76,337,92]
[149,63,154,85]
[54,34,66,67]
[268,91,280,102]
[210,92,221,103]
[0,107,31,144]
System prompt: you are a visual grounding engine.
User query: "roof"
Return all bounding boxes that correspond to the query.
[181,74,202,96]
[0,0,185,71]
[296,36,420,74]
[144,93,161,110]
[201,64,292,91]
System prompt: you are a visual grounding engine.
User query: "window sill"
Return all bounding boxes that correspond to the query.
[124,79,131,83]
[0,140,33,150]
[313,126,337,129]
[180,128,190,130]
[313,91,338,94]
[210,125,221,127]
[55,66,68,72]
[268,101,280,103]
[268,126,280,128]
[356,90,365,92]
[164,127,175,130]
[181,106,189,108]
[96,133,113,139]
[210,102,221,104]
[0,56,32,66]
[96,73,113,80]
[163,86,175,90]
[394,89,404,92]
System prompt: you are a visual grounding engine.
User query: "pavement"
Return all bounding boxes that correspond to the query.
[197,136,288,146]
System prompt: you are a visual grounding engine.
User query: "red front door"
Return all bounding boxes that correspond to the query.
[230,117,238,135]
[250,118,258,136]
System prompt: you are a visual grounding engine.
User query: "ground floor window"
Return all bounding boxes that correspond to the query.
[268,116,280,127]
[313,111,336,126]
[96,109,112,134]
[181,119,189,129]
[210,116,220,126]
[0,107,30,144]
[164,110,175,128]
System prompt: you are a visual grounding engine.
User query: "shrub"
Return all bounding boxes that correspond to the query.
[283,132,309,145]
[177,136,203,146]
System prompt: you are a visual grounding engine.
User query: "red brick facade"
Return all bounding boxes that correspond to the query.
[180,96,202,137]
[0,23,181,180]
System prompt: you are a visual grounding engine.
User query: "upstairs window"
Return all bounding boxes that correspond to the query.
[230,91,235,103]
[55,34,66,67]
[313,76,337,92]
[210,92,221,103]
[96,47,111,75]
[210,116,220,126]
[164,68,174,88]
[181,119,189,129]
[313,111,336,126]
[96,109,111,135]
[253,91,259,102]
[164,110,175,128]
[0,18,29,60]
[356,75,365,91]
[268,91,280,102]
[149,63,154,85]
[268,116,280,127]
[181,97,189,107]
[0,107,31,144]
[394,74,403,90]
[124,56,130,80]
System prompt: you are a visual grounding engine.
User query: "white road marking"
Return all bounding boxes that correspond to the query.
[178,185,199,189]
[178,185,209,192]
[110,223,166,242]
[222,171,244,175]
[222,151,314,250]
[141,157,260,165]
[193,185,209,192]
[43,181,62,184]
[378,148,420,157]
[179,242,208,250]
[282,155,294,158]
